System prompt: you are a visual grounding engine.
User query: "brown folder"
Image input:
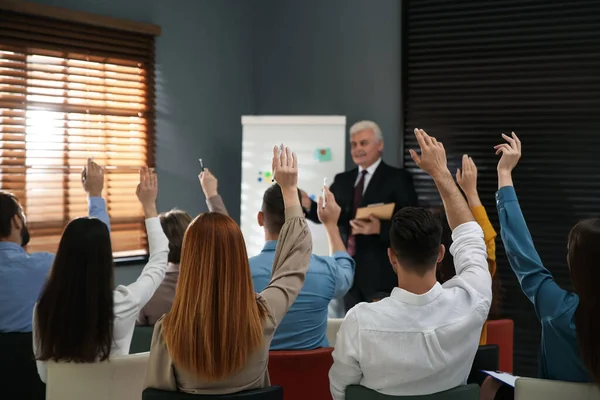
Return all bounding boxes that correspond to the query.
[355,202,395,220]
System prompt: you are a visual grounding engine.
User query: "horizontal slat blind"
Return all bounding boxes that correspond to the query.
[0,10,156,257]
[404,0,600,376]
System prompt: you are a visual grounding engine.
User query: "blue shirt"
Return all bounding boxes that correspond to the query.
[250,241,355,350]
[0,197,111,332]
[496,186,590,382]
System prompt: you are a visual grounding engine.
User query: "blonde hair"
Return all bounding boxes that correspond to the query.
[162,213,266,381]
[350,120,383,143]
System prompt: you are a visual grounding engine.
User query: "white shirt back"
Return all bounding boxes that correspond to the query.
[329,221,492,398]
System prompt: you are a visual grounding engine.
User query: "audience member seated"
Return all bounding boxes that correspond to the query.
[329,128,492,399]
[201,164,354,350]
[137,208,192,326]
[144,145,312,394]
[0,160,110,333]
[250,184,354,350]
[33,164,169,383]
[435,155,500,345]
[481,133,599,399]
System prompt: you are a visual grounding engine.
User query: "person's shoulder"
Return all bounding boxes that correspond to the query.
[28,251,54,269]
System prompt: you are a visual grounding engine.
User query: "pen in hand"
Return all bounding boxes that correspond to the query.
[322,177,327,208]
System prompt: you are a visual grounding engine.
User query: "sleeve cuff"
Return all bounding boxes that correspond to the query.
[332,251,353,260]
[88,196,106,206]
[206,195,222,207]
[285,205,304,220]
[451,221,483,241]
[496,186,518,204]
[471,205,487,221]
[145,216,162,231]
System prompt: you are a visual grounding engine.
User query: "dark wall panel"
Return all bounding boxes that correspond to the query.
[404,0,600,376]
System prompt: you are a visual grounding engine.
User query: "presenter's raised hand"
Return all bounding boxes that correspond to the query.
[317,186,341,226]
[409,128,449,179]
[272,144,300,208]
[199,168,218,199]
[81,157,104,197]
[136,167,158,218]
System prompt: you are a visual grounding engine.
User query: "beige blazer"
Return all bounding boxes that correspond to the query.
[144,204,311,395]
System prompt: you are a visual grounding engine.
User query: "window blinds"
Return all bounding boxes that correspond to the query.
[0,8,156,257]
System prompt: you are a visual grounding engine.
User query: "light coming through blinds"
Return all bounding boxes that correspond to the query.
[0,8,156,257]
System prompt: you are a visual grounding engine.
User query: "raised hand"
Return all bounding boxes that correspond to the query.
[456,154,478,197]
[317,186,341,226]
[456,154,482,208]
[136,167,158,218]
[495,132,521,174]
[81,158,104,197]
[409,128,449,179]
[272,144,300,208]
[199,168,218,198]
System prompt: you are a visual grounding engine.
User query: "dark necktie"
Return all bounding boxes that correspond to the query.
[347,170,368,257]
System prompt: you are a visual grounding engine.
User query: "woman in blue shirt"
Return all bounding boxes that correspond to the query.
[481,132,598,399]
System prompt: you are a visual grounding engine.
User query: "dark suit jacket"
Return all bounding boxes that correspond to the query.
[306,161,418,302]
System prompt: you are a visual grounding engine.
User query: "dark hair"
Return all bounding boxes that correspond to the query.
[389,207,442,275]
[0,191,21,238]
[261,185,302,234]
[159,209,193,264]
[36,217,115,363]
[568,218,600,385]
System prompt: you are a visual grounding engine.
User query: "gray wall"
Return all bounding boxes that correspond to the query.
[253,0,403,168]
[27,0,403,284]
[28,0,256,284]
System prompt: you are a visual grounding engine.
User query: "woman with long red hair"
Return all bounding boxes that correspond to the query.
[145,145,312,394]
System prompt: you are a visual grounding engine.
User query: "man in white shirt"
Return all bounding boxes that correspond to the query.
[329,128,492,398]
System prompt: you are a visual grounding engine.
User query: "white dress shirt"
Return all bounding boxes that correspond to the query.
[354,158,382,194]
[328,221,492,399]
[32,217,169,383]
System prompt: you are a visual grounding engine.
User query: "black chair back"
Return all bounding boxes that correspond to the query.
[0,332,46,400]
[467,344,499,386]
[143,386,283,400]
[130,325,154,354]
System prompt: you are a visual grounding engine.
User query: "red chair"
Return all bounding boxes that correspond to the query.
[486,319,514,373]
[268,348,333,400]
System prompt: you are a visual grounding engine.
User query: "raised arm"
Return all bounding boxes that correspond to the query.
[457,155,497,276]
[199,168,229,216]
[410,129,491,300]
[318,186,355,297]
[260,145,312,325]
[495,133,574,320]
[81,158,111,230]
[114,168,169,317]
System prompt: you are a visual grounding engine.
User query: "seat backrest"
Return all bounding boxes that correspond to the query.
[515,378,600,400]
[345,384,479,400]
[46,352,149,400]
[486,319,514,373]
[268,348,333,400]
[326,318,343,347]
[130,325,155,354]
[467,345,499,386]
[142,386,283,400]
[0,332,46,400]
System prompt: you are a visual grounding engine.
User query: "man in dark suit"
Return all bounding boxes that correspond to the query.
[302,120,418,312]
